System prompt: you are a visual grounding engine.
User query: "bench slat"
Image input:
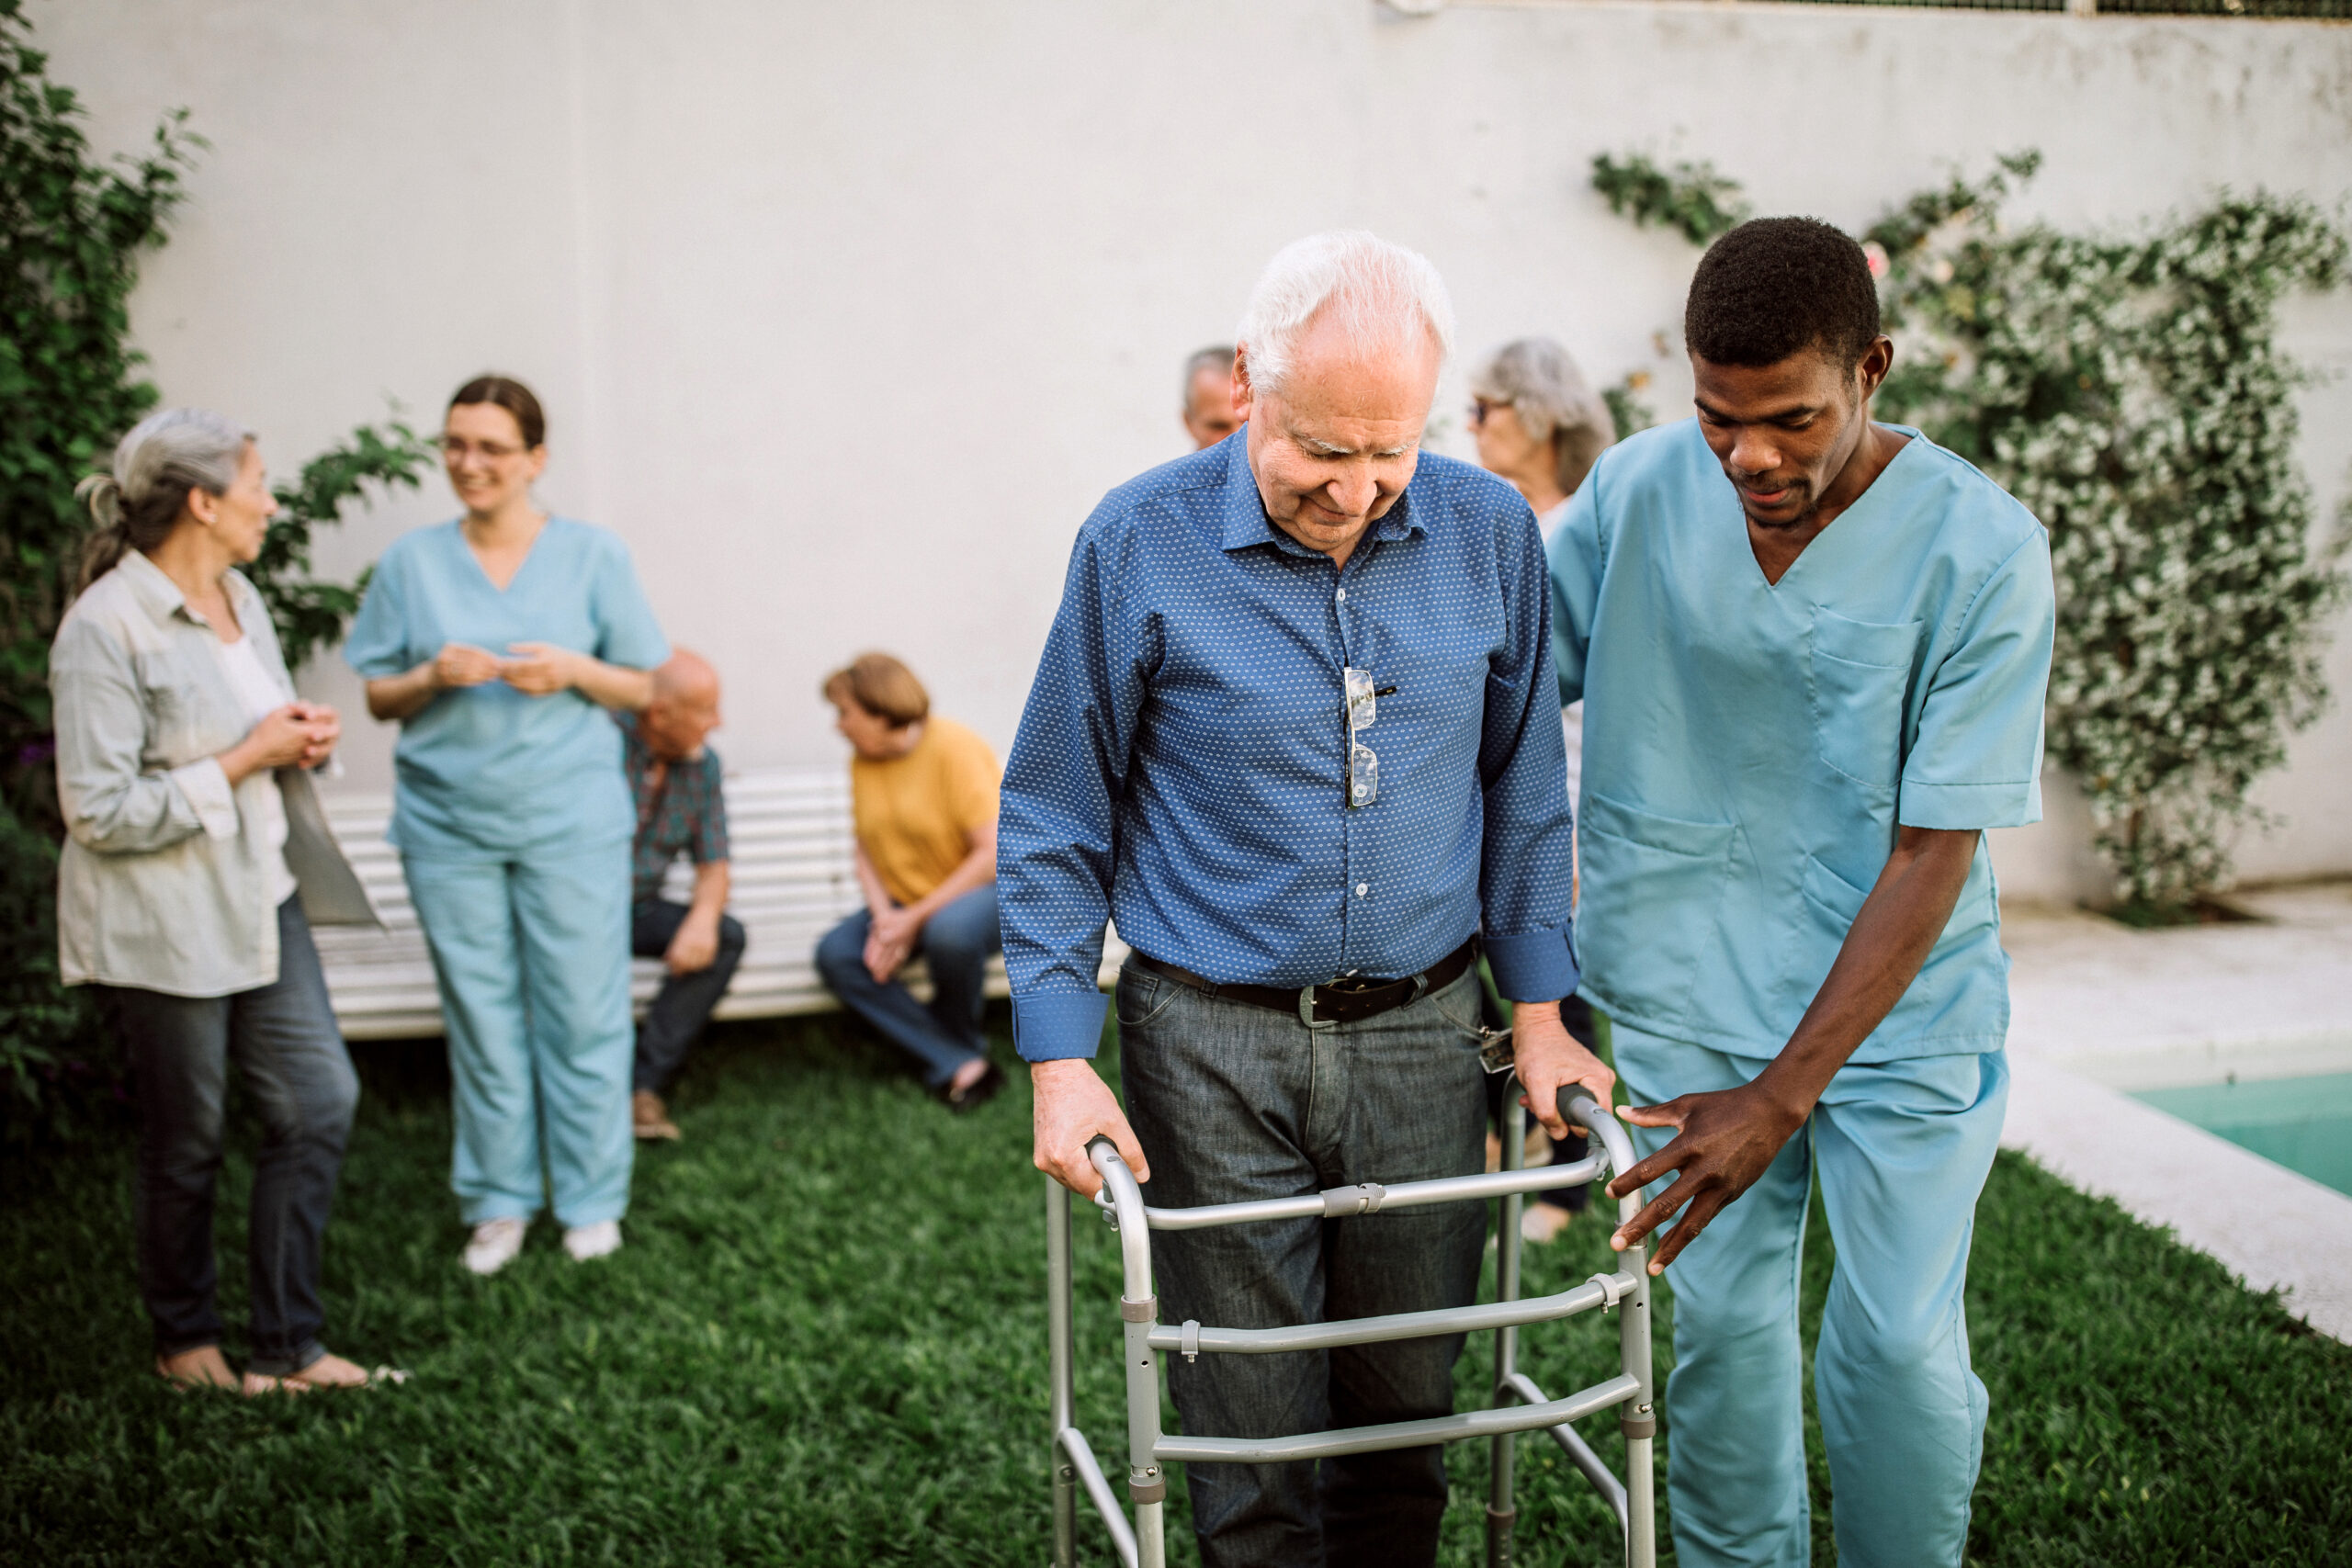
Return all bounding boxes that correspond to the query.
[315,765,1123,1041]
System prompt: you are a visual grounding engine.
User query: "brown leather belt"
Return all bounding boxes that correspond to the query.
[1128,936,1479,1028]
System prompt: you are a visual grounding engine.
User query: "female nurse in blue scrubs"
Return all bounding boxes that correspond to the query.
[346,376,669,1276]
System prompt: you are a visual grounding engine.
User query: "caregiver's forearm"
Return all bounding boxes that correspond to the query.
[1749,826,1980,1119]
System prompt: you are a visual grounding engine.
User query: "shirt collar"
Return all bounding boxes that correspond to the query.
[116,548,264,632]
[116,548,189,623]
[1214,430,1428,555]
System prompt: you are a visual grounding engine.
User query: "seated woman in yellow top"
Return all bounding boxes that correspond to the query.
[814,653,1004,1111]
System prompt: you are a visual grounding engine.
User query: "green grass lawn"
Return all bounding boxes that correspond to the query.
[4,1011,2346,1565]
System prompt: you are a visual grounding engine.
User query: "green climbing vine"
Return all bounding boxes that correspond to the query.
[1591,151,2348,916]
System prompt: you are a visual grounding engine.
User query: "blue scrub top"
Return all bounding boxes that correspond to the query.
[344,518,670,859]
[1550,421,2054,1063]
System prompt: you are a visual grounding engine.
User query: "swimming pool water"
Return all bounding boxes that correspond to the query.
[2132,1072,2352,1198]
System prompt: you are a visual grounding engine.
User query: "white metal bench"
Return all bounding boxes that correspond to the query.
[312,764,1124,1041]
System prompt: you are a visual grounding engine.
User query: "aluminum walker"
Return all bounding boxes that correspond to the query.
[1045,1088,1657,1567]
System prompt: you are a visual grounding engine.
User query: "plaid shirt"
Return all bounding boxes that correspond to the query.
[618,714,729,906]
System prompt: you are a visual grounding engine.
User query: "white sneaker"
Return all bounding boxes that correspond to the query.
[563,1221,621,1262]
[462,1217,527,1276]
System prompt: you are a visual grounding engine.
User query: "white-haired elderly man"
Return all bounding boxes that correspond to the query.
[1001,231,1615,1567]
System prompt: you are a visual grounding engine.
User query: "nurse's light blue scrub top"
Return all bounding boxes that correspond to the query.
[344,518,670,860]
[1549,421,2055,1064]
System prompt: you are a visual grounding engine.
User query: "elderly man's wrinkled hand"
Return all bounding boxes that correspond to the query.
[1031,1058,1149,1198]
[1605,1080,1809,1274]
[1512,1000,1616,1140]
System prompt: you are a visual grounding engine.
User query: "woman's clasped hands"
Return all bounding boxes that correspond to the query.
[224,701,339,784]
[426,639,586,696]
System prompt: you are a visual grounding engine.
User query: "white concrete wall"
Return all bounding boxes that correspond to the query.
[33,0,2352,896]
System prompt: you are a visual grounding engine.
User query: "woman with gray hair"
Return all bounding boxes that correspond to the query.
[53,409,381,1393]
[1471,336,1614,1245]
[1470,335,1613,536]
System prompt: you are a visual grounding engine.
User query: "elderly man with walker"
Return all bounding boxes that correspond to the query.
[1554,218,2055,1566]
[1001,231,1616,1567]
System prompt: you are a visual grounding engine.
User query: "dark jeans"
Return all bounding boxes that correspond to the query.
[1116,960,1492,1568]
[630,899,748,1095]
[96,897,358,1376]
[813,886,998,1089]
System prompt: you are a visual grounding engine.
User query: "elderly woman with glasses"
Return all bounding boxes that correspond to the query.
[1469,337,1614,540]
[344,375,669,1276]
[1469,335,1616,1244]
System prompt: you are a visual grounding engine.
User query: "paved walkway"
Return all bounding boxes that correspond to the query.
[1999,881,2352,1341]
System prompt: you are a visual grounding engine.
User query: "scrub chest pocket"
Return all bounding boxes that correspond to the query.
[1808,608,1921,792]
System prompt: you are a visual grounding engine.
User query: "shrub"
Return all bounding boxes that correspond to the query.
[1865,164,2347,914]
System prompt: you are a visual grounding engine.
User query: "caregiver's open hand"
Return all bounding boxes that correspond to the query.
[1604,1079,1809,1273]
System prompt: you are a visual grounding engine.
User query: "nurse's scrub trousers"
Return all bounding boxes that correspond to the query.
[1613,1024,2008,1568]
[404,840,638,1229]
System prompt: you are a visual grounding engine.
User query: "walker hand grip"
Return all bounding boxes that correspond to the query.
[1566,1094,1644,1199]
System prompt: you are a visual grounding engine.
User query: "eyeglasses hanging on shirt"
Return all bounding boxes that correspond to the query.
[1343,668,1396,810]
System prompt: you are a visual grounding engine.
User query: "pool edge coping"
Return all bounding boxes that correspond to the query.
[2000,1053,2352,1343]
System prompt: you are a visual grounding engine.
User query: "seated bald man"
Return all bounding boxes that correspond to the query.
[617,650,745,1140]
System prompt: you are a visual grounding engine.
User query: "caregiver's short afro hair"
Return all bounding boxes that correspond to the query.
[1684,217,1881,371]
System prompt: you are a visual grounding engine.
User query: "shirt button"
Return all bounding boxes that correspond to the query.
[1336,587,1348,603]
[1356,883,1369,897]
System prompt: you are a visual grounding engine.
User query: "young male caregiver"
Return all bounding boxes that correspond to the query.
[1538,217,2054,1566]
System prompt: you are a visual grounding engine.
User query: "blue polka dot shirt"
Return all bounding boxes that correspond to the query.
[1000,432,1579,1063]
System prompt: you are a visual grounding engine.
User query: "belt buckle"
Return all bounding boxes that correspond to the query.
[1297,984,1333,1031]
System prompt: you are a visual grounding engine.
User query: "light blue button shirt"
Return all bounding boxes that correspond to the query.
[344,518,669,859]
[1550,421,2054,1062]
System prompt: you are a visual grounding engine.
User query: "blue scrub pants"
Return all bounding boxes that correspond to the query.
[1613,1025,2007,1568]
[404,840,636,1228]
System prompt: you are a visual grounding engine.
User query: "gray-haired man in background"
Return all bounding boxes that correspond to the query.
[1181,344,1244,449]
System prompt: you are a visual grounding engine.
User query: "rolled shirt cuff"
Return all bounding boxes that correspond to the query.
[1012,989,1112,1063]
[1485,924,1580,1004]
[1897,776,2043,832]
[168,757,241,840]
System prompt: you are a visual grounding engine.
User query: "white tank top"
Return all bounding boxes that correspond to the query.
[214,634,300,907]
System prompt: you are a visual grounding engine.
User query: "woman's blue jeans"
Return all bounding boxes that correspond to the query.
[813,886,999,1089]
[96,897,359,1376]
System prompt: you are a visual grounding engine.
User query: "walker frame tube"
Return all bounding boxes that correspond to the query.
[1045,1091,1656,1567]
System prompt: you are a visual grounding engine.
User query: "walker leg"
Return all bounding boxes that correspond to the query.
[1617,1185,1658,1568]
[1487,1088,1526,1568]
[1126,1314,1168,1568]
[1116,1220,1167,1567]
[1625,1435,1656,1568]
[1135,1500,1166,1568]
[1046,1179,1078,1568]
